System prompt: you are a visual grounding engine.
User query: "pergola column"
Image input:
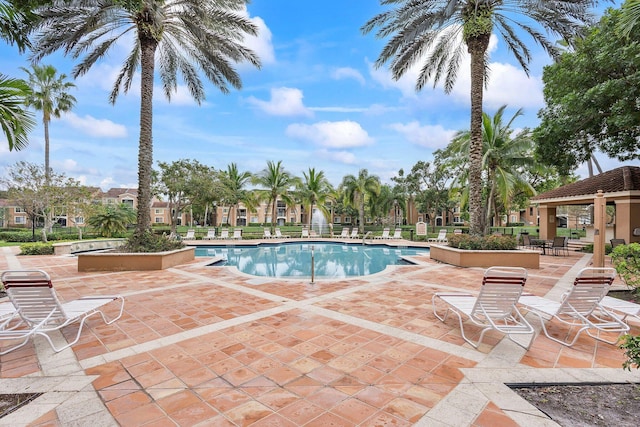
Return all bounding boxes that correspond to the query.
[614,199,640,244]
[593,191,606,267]
[538,205,557,240]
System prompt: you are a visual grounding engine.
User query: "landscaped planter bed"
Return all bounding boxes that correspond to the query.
[77,247,195,272]
[429,244,539,268]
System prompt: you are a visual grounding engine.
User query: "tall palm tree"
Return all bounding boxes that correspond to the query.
[445,105,536,230]
[298,167,333,228]
[253,160,299,231]
[32,0,261,243]
[21,64,76,180]
[341,169,380,234]
[363,0,596,236]
[222,162,254,225]
[620,0,640,37]
[0,74,35,151]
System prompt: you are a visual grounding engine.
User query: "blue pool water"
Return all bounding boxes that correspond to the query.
[195,242,429,278]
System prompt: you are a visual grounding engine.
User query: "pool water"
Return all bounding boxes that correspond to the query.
[195,242,429,278]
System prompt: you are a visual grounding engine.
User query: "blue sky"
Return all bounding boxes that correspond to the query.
[0,1,635,190]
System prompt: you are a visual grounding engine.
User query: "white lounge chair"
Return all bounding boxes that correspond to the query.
[202,228,216,240]
[601,296,640,323]
[391,228,402,239]
[349,228,359,239]
[519,268,629,346]
[1,270,125,353]
[263,228,273,239]
[375,228,390,240]
[337,228,349,238]
[433,266,534,349]
[232,229,242,240]
[220,228,230,239]
[428,229,448,243]
[301,228,310,238]
[275,228,290,239]
[184,229,196,239]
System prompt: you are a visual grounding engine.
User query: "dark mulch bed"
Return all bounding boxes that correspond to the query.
[512,383,640,426]
[0,393,42,418]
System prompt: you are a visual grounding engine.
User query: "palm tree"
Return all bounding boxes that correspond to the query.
[620,0,640,37]
[253,160,299,231]
[21,64,76,180]
[363,0,596,236]
[222,162,254,225]
[341,169,380,234]
[0,74,35,151]
[32,0,261,244]
[0,0,34,52]
[444,105,536,230]
[298,168,333,228]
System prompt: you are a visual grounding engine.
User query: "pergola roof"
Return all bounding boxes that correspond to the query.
[532,166,640,204]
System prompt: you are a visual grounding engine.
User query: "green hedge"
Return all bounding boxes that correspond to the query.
[448,234,518,250]
[19,242,54,255]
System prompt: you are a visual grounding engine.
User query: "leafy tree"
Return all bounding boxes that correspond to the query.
[21,64,76,180]
[403,160,452,231]
[341,169,380,233]
[0,161,88,242]
[253,160,299,231]
[445,106,536,230]
[298,168,333,228]
[87,204,136,237]
[534,8,640,175]
[363,0,596,236]
[32,0,261,247]
[620,0,640,37]
[155,159,212,234]
[0,74,35,151]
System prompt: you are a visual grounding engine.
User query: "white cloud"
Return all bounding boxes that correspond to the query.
[388,121,456,149]
[309,106,368,113]
[331,67,365,85]
[247,87,312,117]
[286,120,373,148]
[317,149,357,165]
[239,7,276,66]
[62,112,128,138]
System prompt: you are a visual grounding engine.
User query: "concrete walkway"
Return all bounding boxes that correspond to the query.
[0,242,638,426]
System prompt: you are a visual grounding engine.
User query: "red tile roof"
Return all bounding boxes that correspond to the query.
[532,166,640,201]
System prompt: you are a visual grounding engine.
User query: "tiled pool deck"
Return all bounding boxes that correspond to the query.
[1,240,639,426]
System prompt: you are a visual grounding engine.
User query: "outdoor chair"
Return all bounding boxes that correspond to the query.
[519,267,628,347]
[301,228,310,238]
[600,296,640,323]
[338,228,349,238]
[263,228,273,239]
[391,228,402,239]
[275,228,290,238]
[1,270,125,353]
[202,228,216,240]
[220,228,230,239]
[433,266,534,349]
[428,229,448,243]
[610,239,626,249]
[375,228,390,239]
[550,236,569,256]
[349,228,359,239]
[184,229,196,239]
[232,229,242,240]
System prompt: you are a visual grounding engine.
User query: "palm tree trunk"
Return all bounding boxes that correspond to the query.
[467,36,490,236]
[359,196,365,234]
[43,118,50,181]
[135,39,157,237]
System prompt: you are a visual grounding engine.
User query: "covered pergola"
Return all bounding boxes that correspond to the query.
[531,166,640,266]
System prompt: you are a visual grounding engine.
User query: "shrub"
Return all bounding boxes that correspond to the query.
[620,334,640,370]
[19,242,54,255]
[611,243,640,295]
[448,234,517,250]
[0,232,35,242]
[121,230,184,253]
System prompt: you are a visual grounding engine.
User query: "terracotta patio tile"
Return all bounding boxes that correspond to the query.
[114,402,167,426]
[306,387,349,410]
[250,413,299,427]
[384,397,430,423]
[360,410,412,426]
[278,399,325,425]
[157,389,202,414]
[106,390,152,416]
[206,389,252,412]
[304,411,351,427]
[170,401,220,427]
[332,397,377,424]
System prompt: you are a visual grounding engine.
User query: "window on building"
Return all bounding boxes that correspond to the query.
[251,216,258,223]
[333,216,341,223]
[155,209,162,214]
[75,216,84,224]
[14,207,24,213]
[222,216,228,224]
[529,207,533,216]
[155,217,163,223]
[223,208,228,213]
[418,216,423,222]
[344,216,351,224]
[15,216,26,224]
[510,215,517,223]
[122,199,134,207]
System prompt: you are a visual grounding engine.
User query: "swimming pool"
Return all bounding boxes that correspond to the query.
[195,242,429,278]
